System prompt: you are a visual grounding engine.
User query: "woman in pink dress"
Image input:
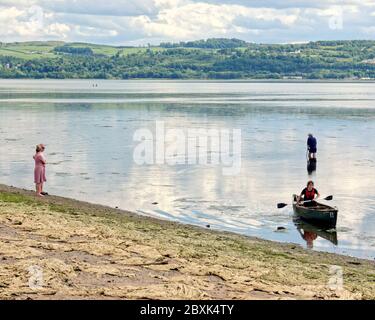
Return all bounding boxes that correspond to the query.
[33,144,47,197]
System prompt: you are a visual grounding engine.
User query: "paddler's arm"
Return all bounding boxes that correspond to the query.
[297,192,304,204]
[315,189,320,200]
[297,228,304,237]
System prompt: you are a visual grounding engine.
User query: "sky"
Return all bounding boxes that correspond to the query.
[0,0,375,45]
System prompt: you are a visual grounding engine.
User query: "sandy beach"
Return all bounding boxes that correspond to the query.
[0,184,374,300]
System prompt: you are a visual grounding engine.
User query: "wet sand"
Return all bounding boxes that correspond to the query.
[0,184,374,300]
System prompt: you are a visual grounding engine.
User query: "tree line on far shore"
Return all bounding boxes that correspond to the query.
[1,39,375,79]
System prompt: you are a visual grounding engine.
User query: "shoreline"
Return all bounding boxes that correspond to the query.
[0,184,374,299]
[1,79,375,83]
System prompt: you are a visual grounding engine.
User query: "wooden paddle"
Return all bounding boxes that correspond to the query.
[277,195,333,209]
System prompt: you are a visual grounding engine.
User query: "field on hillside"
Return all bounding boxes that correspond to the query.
[0,42,165,59]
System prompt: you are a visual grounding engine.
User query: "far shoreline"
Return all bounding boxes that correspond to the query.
[1,78,375,83]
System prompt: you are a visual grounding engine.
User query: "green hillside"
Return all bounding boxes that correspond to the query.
[1,39,375,79]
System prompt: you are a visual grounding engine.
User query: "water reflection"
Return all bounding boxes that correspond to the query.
[294,218,338,250]
[307,158,317,175]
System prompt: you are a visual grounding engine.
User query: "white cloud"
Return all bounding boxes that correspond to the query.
[40,0,157,16]
[0,6,42,38]
[0,6,23,22]
[0,0,374,44]
[73,25,118,38]
[45,23,71,38]
[129,3,300,40]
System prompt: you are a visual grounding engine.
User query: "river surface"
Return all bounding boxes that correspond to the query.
[0,80,374,260]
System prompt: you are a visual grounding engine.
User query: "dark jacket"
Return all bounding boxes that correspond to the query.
[307,136,317,151]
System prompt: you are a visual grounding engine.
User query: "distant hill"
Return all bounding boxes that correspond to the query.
[0,38,375,79]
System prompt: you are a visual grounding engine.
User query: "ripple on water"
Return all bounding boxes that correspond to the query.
[55,172,72,177]
[49,161,65,165]
[173,197,212,204]
[336,227,352,233]
[208,205,246,212]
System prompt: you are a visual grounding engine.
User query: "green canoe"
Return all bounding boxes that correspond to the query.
[292,194,338,228]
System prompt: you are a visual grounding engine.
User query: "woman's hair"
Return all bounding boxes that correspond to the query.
[307,180,314,187]
[35,144,45,152]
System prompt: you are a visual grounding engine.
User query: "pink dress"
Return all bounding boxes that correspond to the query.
[34,152,46,184]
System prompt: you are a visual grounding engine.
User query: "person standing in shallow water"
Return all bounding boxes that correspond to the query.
[307,133,317,160]
[33,144,47,197]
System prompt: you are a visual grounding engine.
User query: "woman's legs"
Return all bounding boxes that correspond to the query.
[36,183,44,196]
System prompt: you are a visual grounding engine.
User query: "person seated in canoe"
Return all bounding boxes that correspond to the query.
[307,133,317,160]
[297,180,320,207]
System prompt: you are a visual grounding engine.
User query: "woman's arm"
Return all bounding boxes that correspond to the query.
[40,153,47,165]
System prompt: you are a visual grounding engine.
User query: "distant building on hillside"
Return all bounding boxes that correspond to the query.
[362,59,375,64]
[282,76,303,80]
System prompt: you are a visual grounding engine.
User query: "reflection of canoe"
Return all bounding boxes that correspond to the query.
[293,218,338,245]
[292,194,338,228]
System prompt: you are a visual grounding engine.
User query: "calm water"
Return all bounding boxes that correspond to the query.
[0,80,375,260]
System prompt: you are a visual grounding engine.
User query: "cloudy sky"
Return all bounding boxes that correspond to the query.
[0,0,374,45]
